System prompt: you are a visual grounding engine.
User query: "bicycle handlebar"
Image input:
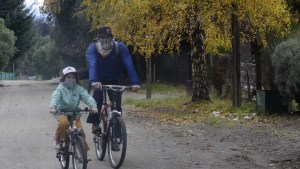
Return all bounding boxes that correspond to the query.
[102,85,131,92]
[58,107,91,113]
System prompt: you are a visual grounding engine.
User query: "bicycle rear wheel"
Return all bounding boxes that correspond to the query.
[72,136,87,169]
[94,132,107,160]
[58,141,70,169]
[108,117,127,169]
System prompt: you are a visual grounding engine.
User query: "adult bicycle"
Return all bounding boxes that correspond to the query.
[93,85,130,169]
[56,108,90,169]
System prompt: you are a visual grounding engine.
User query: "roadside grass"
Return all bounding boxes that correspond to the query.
[81,80,295,126]
[123,85,257,126]
[81,81,300,126]
[79,80,186,94]
[80,79,90,90]
[139,83,186,94]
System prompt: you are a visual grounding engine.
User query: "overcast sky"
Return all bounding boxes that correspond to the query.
[24,0,44,17]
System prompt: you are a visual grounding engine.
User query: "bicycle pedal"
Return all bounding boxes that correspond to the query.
[56,153,60,158]
[93,137,98,143]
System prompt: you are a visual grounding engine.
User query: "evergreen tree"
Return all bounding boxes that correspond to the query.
[0,18,17,70]
[42,0,93,70]
[0,0,35,72]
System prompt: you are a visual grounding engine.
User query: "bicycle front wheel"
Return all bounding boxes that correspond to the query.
[58,141,70,169]
[108,117,127,169]
[94,132,107,161]
[72,136,87,169]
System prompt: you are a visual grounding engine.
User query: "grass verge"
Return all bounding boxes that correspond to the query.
[124,93,258,126]
[139,83,186,94]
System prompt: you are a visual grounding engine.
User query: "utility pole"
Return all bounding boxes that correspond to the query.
[232,3,241,107]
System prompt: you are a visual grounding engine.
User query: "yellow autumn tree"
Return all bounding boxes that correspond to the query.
[46,0,292,102]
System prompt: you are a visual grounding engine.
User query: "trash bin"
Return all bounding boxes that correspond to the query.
[256,90,289,113]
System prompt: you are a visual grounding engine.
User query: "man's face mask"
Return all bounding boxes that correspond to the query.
[99,37,113,50]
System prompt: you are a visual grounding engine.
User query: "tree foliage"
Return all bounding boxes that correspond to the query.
[42,0,94,70]
[81,0,291,56]
[0,18,17,70]
[36,0,295,101]
[80,0,292,102]
[287,0,300,18]
[32,36,62,79]
[0,0,36,71]
[271,34,300,103]
[19,19,64,79]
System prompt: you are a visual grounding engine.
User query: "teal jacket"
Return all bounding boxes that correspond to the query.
[50,83,97,115]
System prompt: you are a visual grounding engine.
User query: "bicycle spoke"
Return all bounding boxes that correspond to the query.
[72,137,87,169]
[94,133,107,160]
[108,117,127,169]
[57,140,70,169]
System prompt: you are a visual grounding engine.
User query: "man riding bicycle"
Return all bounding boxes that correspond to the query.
[86,26,140,133]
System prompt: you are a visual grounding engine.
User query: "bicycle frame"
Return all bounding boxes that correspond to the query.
[68,114,84,142]
[100,86,126,134]
[57,112,83,154]
[56,109,90,169]
[101,89,110,134]
[93,85,130,168]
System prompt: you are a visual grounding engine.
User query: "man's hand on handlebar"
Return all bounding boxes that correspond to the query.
[93,83,140,92]
[91,107,98,113]
[92,82,102,90]
[132,85,140,92]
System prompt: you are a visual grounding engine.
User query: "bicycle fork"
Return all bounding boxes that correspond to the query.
[56,139,70,159]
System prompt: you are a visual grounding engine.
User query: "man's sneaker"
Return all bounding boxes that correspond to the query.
[53,136,61,150]
[92,126,102,134]
[87,153,92,161]
[78,153,92,162]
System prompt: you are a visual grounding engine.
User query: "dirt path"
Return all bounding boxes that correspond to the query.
[1,79,300,169]
[126,111,300,169]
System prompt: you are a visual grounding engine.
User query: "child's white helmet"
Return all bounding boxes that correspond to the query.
[62,66,76,75]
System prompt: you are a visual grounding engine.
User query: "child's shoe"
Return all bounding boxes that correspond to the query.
[53,136,61,150]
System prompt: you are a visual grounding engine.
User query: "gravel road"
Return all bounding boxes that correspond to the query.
[0,80,187,169]
[1,79,300,169]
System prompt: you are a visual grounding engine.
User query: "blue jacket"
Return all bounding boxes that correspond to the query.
[87,41,140,85]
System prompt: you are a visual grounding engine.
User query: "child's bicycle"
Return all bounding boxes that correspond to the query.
[93,85,130,169]
[56,108,91,169]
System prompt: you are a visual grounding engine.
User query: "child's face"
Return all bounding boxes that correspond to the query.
[64,73,77,88]
[65,74,76,79]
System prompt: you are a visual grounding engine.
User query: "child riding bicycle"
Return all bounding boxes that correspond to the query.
[49,66,98,161]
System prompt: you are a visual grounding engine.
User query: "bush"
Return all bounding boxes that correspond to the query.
[271,34,300,105]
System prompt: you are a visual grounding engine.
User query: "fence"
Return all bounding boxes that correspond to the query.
[155,53,191,84]
[0,72,16,80]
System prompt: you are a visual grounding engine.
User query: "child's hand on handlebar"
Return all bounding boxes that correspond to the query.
[132,85,140,92]
[50,108,56,114]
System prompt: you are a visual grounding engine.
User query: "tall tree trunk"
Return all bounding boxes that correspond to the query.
[191,26,210,102]
[146,57,152,99]
[232,3,241,107]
